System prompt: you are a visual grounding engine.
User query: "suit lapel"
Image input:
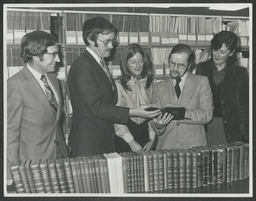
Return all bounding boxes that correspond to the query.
[180,72,196,107]
[84,50,114,89]
[22,67,57,120]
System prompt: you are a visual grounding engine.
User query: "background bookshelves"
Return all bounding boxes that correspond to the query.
[5,7,250,137]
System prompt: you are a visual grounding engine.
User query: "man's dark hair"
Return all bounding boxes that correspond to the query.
[82,17,118,47]
[20,30,57,63]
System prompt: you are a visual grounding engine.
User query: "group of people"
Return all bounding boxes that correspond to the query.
[7,17,249,184]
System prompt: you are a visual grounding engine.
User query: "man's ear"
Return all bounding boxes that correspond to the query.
[32,56,40,61]
[229,49,235,57]
[87,33,95,46]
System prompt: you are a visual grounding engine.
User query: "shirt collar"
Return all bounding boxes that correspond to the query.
[26,63,45,83]
[86,46,101,64]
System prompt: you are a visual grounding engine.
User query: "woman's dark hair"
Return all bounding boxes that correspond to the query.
[119,43,154,91]
[211,30,239,65]
[82,17,118,47]
[20,30,57,63]
[168,44,195,66]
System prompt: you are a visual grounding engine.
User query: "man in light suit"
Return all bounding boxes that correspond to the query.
[7,31,69,183]
[151,44,213,149]
[67,17,160,157]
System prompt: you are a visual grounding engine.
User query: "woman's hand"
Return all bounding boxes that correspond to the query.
[153,112,173,129]
[128,139,142,152]
[143,140,154,151]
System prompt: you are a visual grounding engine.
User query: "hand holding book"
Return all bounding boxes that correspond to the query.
[146,106,189,120]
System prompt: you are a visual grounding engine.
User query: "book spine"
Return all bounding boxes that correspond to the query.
[10,162,25,193]
[55,159,69,193]
[83,157,92,193]
[69,158,79,193]
[152,151,159,191]
[125,153,132,193]
[102,156,110,193]
[165,150,174,190]
[48,160,61,193]
[30,162,45,193]
[217,148,224,184]
[179,150,186,189]
[93,156,103,193]
[173,150,180,189]
[19,161,31,193]
[147,153,154,192]
[79,157,89,193]
[25,161,37,193]
[185,151,192,189]
[63,158,76,193]
[157,151,164,191]
[226,146,233,183]
[233,145,240,181]
[190,151,198,188]
[39,160,53,193]
[211,148,218,185]
[138,152,145,193]
[98,157,107,193]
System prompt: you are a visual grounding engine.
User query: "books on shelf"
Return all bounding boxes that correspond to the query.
[9,141,249,194]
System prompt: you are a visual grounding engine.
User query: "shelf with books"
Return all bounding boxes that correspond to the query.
[8,141,250,194]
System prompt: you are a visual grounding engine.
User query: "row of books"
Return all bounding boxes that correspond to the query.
[9,141,249,194]
[149,16,221,34]
[7,11,51,44]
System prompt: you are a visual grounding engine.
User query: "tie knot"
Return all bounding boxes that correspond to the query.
[41,74,46,82]
[176,78,181,84]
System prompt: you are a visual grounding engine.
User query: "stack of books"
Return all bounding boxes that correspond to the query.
[9,141,249,194]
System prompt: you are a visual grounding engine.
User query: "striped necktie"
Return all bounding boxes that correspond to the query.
[100,59,113,85]
[175,77,181,99]
[41,74,58,112]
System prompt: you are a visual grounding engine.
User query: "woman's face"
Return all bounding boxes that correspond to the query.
[212,43,234,66]
[127,52,144,77]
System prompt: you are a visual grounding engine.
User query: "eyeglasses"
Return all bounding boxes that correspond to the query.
[168,61,188,70]
[97,38,114,46]
[45,52,59,58]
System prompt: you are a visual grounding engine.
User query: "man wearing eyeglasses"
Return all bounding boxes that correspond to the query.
[67,17,160,157]
[151,44,213,149]
[7,31,69,185]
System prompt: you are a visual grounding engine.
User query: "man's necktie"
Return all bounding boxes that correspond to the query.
[175,77,181,99]
[41,74,58,112]
[100,59,113,84]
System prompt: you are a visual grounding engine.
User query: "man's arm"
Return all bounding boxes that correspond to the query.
[180,76,213,124]
[7,79,23,180]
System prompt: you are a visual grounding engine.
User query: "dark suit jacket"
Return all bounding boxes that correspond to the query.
[7,66,69,179]
[196,59,249,142]
[67,50,129,156]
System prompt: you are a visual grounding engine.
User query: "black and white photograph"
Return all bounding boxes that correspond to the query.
[1,2,254,200]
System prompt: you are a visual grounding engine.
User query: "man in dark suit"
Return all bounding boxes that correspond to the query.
[67,17,160,157]
[7,31,69,183]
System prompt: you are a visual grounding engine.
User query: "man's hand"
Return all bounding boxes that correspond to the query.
[128,139,142,152]
[153,112,173,129]
[129,105,161,119]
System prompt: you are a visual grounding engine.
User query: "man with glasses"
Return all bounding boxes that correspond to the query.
[67,17,160,157]
[7,31,69,184]
[151,44,213,149]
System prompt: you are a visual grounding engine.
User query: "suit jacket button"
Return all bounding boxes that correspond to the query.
[54,140,59,146]
[223,120,228,124]
[221,100,225,104]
